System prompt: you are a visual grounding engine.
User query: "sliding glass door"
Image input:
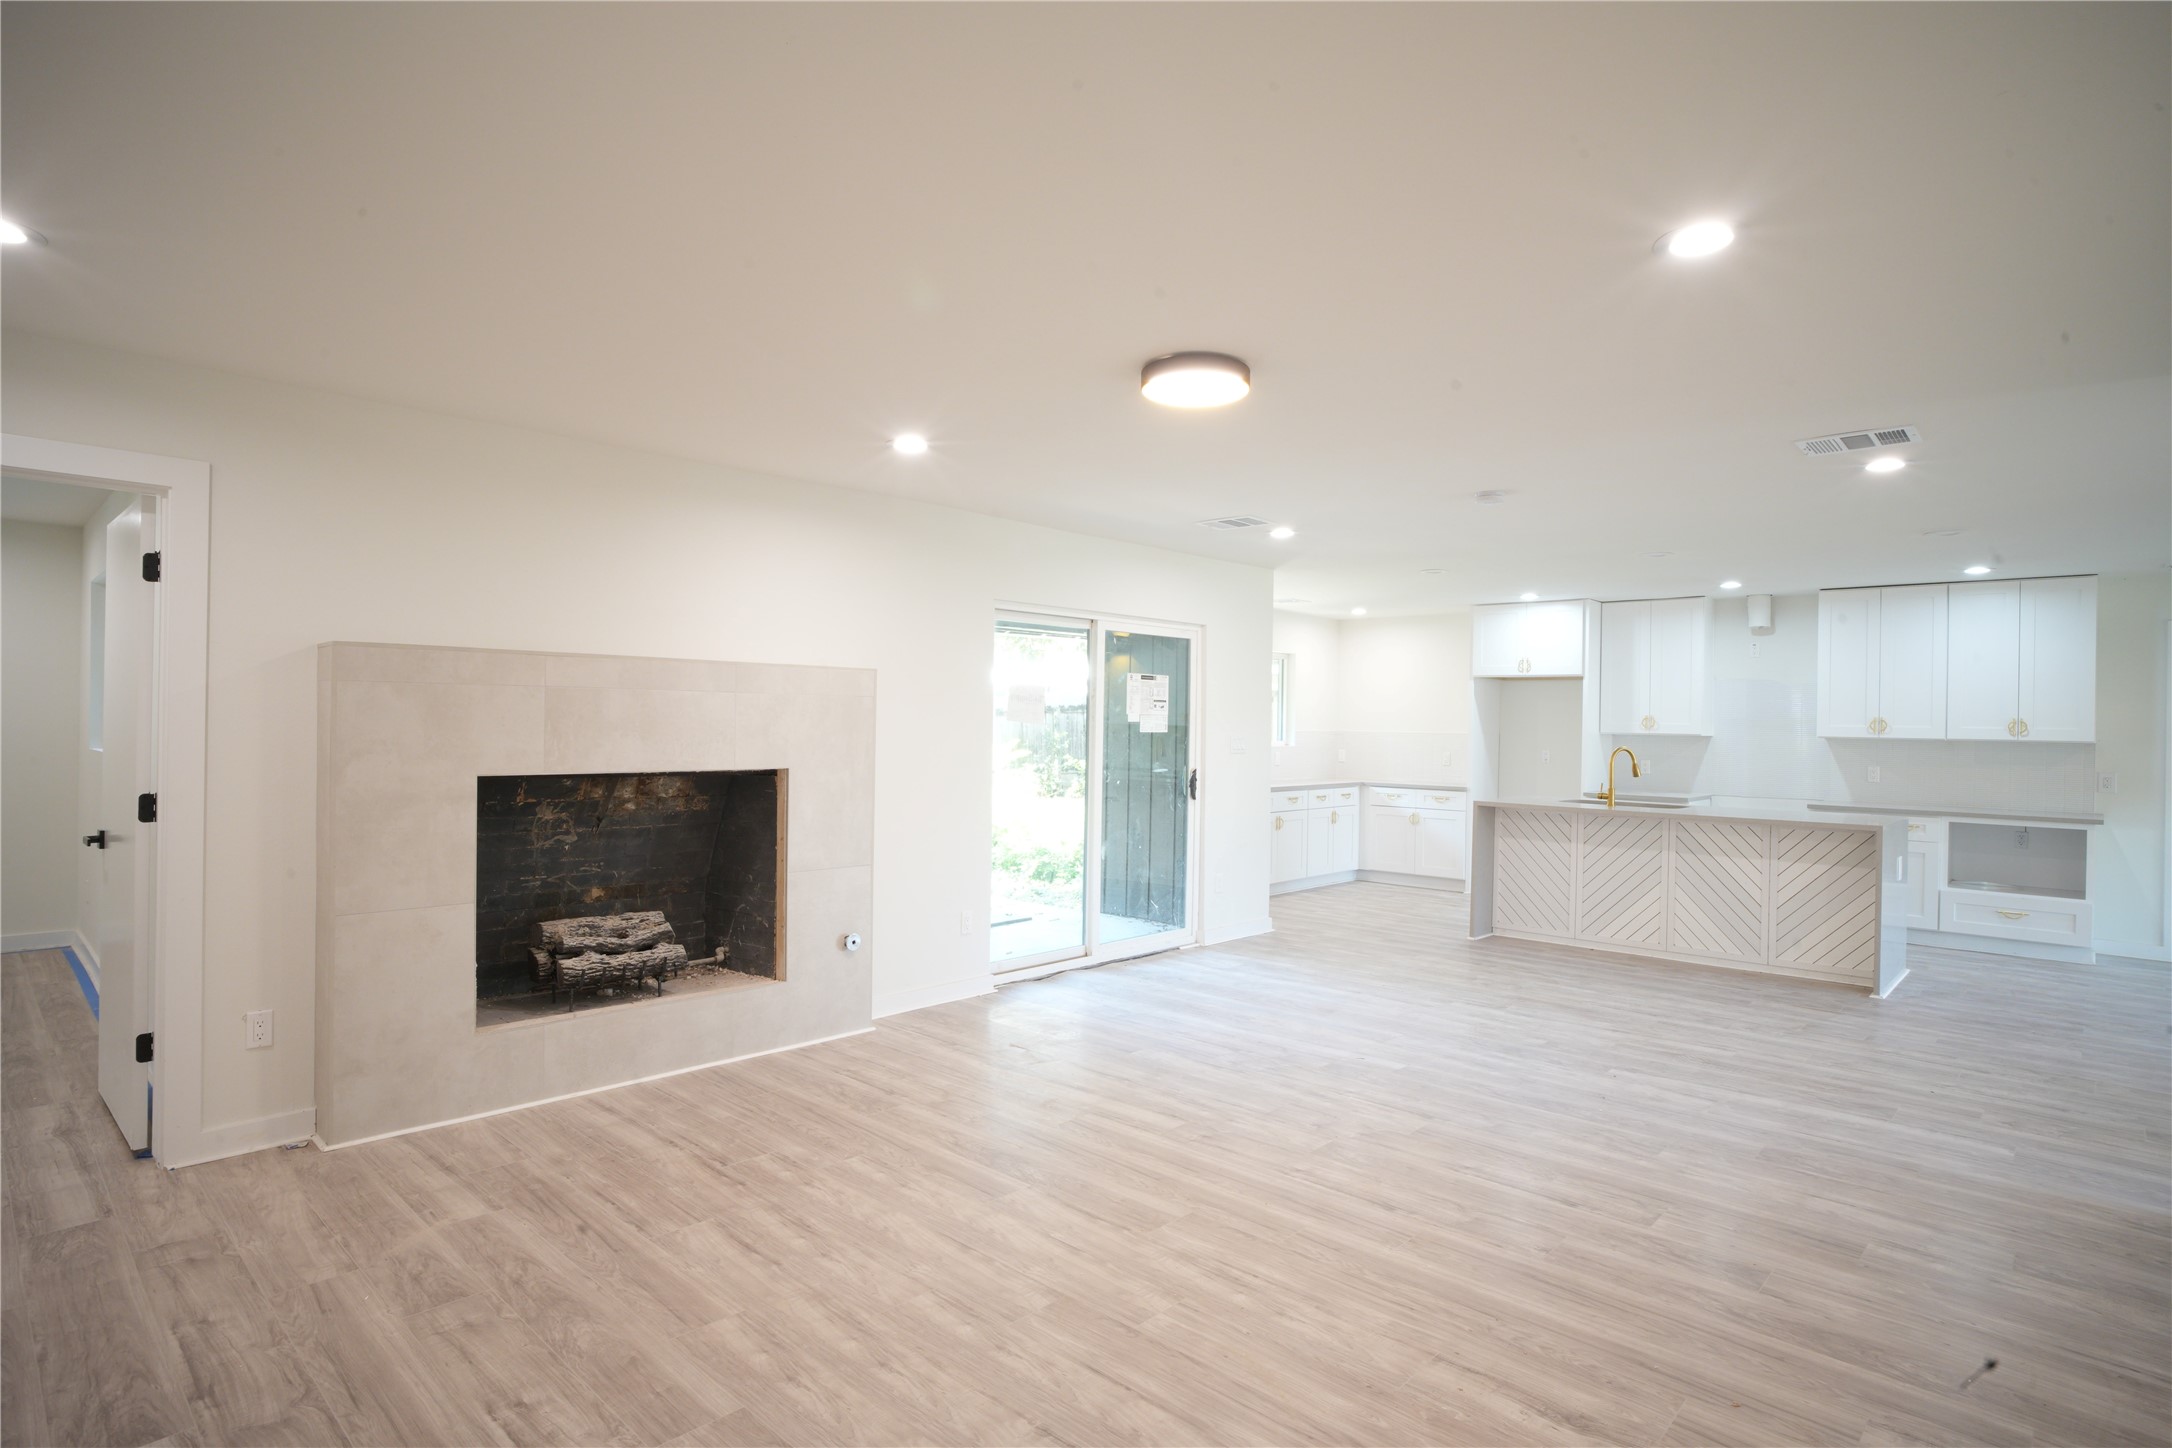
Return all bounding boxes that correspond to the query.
[991,612,1200,974]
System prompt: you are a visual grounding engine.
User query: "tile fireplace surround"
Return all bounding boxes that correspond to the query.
[314,643,874,1146]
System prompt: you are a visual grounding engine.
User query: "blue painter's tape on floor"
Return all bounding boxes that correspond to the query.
[62,946,98,1018]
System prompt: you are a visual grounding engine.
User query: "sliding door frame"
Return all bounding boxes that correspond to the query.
[992,607,1204,983]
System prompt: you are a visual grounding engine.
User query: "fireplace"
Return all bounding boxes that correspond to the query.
[474,769,783,1017]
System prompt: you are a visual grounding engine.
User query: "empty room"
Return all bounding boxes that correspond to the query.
[1,3,2168,1446]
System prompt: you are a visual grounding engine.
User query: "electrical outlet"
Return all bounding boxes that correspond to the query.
[2098,772,2118,793]
[1748,640,1761,657]
[1867,765,1881,784]
[245,1010,273,1050]
[1336,748,1346,763]
[1541,749,1552,763]
[958,910,971,937]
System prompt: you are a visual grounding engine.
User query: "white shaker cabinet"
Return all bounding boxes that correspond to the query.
[1362,805,1415,873]
[1947,576,2095,742]
[1414,811,1466,879]
[1472,600,1593,678]
[1600,597,1710,735]
[1816,584,1947,739]
[1270,807,1308,884]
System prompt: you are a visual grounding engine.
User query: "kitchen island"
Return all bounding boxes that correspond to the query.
[1470,798,1909,995]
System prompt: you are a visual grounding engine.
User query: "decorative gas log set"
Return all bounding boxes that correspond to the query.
[530,911,726,1010]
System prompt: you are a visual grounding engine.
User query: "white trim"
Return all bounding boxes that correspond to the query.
[1905,926,2096,965]
[3,433,212,1171]
[1355,869,1465,893]
[874,975,994,1018]
[1270,870,1359,895]
[2,929,86,954]
[172,1107,319,1166]
[1204,915,1274,945]
[314,1026,874,1151]
[2097,944,2172,964]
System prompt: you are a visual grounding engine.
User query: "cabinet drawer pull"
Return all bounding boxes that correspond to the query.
[1429,795,1453,803]
[1908,822,1925,833]
[1409,813,1420,824]
[1995,909,2030,920]
[1381,791,1402,800]
[1274,817,1284,831]
[1868,716,1888,735]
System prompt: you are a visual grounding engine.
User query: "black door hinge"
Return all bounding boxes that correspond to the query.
[142,551,162,582]
[137,792,158,823]
[135,1032,155,1063]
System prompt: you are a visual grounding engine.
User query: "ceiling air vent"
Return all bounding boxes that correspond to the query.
[1795,425,1920,457]
[1196,515,1272,530]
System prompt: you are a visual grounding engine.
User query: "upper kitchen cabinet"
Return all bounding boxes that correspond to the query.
[1599,597,1710,735]
[1948,576,2096,742]
[1817,584,1948,739]
[1472,599,1596,678]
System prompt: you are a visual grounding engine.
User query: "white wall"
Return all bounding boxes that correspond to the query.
[1271,609,1472,785]
[2,519,85,941]
[2,331,1273,1141]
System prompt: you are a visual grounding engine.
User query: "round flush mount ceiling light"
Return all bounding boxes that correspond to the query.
[1720,579,1743,590]
[1864,456,1907,474]
[1657,219,1736,259]
[1350,606,1368,616]
[1141,352,1250,408]
[1519,592,1539,602]
[891,433,929,455]
[1269,526,1296,540]
[0,218,46,246]
[1963,564,1993,576]
[1474,490,1508,505]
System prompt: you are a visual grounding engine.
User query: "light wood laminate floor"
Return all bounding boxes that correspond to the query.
[6,883,2169,1446]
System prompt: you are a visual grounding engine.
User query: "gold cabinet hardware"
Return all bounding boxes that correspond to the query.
[2016,718,2029,737]
[1429,794,1452,803]
[1409,812,1420,824]
[1908,822,1925,833]
[1274,816,1284,831]
[1867,717,1889,735]
[1381,791,1402,800]
[2006,719,2019,737]
[1995,909,2029,920]
[1641,715,1656,730]
[1329,810,1339,824]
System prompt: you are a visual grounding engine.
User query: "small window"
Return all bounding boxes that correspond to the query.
[1270,653,1293,747]
[87,574,106,753]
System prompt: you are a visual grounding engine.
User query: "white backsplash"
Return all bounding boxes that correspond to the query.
[1272,730,1468,786]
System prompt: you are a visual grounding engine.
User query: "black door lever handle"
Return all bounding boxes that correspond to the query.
[83,830,108,850]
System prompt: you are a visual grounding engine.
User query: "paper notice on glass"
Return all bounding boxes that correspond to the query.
[1126,673,1170,733]
[1004,684,1046,726]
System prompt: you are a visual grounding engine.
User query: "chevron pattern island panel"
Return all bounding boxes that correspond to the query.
[1494,808,1576,936]
[1771,826,1881,978]
[1575,813,1668,947]
[1668,819,1770,963]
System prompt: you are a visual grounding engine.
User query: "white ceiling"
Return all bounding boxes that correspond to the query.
[4,3,2166,613]
[2,472,108,526]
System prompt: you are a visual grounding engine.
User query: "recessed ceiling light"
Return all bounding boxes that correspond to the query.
[1419,568,1445,576]
[1474,490,1508,505]
[0,218,45,246]
[1268,525,1296,540]
[1351,607,1367,616]
[1864,456,1907,474]
[1963,565,1992,576]
[1519,592,1539,602]
[891,433,928,455]
[1922,528,1961,538]
[1140,352,1250,408]
[1658,219,1735,259]
[1720,579,1743,590]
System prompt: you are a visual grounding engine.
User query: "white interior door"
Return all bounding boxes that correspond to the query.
[96,498,158,1152]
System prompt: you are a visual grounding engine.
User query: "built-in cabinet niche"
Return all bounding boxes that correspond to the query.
[1816,574,2095,743]
[1472,599,1595,677]
[1598,597,1711,735]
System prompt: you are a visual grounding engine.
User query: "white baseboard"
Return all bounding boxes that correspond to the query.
[2096,943,2172,964]
[1269,870,1358,896]
[164,1106,319,1167]
[310,1025,875,1154]
[874,975,994,1018]
[1205,916,1274,945]
[1907,927,2095,965]
[1355,870,1465,893]
[3,928,82,954]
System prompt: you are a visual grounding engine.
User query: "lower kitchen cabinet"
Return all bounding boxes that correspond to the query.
[1903,818,1945,930]
[1307,804,1360,876]
[1270,808,1309,883]
[1275,785,1467,888]
[1415,811,1466,878]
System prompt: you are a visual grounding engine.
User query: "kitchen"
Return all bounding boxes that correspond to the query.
[1271,572,2168,987]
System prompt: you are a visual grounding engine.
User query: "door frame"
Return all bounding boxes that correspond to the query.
[991,606,1204,983]
[3,433,214,1168]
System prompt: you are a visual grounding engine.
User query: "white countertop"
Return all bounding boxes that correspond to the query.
[1805,801,2104,827]
[1273,780,1466,793]
[1476,797,1898,830]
